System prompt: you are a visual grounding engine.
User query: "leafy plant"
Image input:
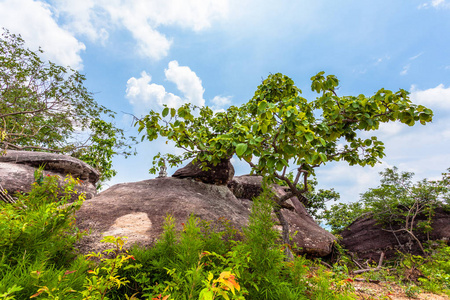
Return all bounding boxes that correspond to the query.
[0,171,87,299]
[80,236,140,300]
[0,29,135,184]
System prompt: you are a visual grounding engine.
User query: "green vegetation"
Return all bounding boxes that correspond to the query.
[320,167,450,240]
[0,29,135,184]
[1,174,449,299]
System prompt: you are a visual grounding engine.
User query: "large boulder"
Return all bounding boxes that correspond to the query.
[228,175,336,256]
[75,177,247,254]
[75,176,334,256]
[0,150,99,199]
[340,207,450,260]
[172,158,234,185]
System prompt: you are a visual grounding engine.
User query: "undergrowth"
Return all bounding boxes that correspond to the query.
[0,173,449,299]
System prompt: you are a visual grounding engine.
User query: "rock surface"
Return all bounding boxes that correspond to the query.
[76,176,335,256]
[75,177,247,253]
[340,207,450,260]
[0,150,99,199]
[172,158,234,185]
[229,175,336,256]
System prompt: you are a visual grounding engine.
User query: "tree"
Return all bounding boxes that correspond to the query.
[135,72,433,248]
[321,167,450,253]
[0,29,135,184]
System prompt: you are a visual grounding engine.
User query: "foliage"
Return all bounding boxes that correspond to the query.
[417,245,450,295]
[2,175,448,298]
[199,271,242,300]
[319,201,366,234]
[320,167,450,236]
[80,236,140,300]
[135,72,432,245]
[275,173,340,218]
[0,29,135,184]
[236,186,286,297]
[0,171,88,299]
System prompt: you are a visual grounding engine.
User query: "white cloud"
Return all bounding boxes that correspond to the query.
[211,95,232,107]
[410,84,450,110]
[51,0,229,60]
[316,162,391,203]
[126,71,183,115]
[51,0,109,44]
[165,61,205,107]
[0,0,85,69]
[409,52,423,60]
[126,61,213,115]
[377,122,404,136]
[418,0,450,9]
[400,64,410,76]
[126,61,233,116]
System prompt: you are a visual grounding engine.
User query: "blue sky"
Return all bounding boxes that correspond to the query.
[1,0,450,204]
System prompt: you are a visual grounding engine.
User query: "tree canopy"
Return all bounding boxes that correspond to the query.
[135,71,433,247]
[0,29,135,184]
[137,72,432,198]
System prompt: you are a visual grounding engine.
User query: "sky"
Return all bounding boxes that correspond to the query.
[1,0,450,205]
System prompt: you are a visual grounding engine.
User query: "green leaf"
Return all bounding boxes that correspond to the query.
[284,144,296,155]
[319,153,327,162]
[235,143,248,157]
[260,124,268,134]
[267,157,276,168]
[162,107,169,117]
[305,132,314,142]
[258,100,268,113]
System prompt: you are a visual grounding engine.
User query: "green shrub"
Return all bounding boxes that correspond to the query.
[0,171,87,299]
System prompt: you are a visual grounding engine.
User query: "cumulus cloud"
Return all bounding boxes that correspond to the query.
[0,0,85,69]
[165,61,205,107]
[126,61,232,116]
[377,122,404,136]
[50,0,229,60]
[410,84,450,110]
[126,71,183,114]
[126,61,209,115]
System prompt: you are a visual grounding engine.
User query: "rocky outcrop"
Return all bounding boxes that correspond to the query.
[228,175,264,199]
[0,150,99,199]
[76,176,335,256]
[228,175,336,256]
[75,177,247,253]
[341,207,450,260]
[172,158,234,185]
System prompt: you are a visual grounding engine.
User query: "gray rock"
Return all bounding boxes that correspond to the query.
[341,206,450,261]
[76,175,335,256]
[75,177,248,254]
[228,174,264,199]
[172,158,234,185]
[0,150,99,199]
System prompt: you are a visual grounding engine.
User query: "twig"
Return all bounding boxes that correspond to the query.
[353,252,385,274]
[320,260,333,269]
